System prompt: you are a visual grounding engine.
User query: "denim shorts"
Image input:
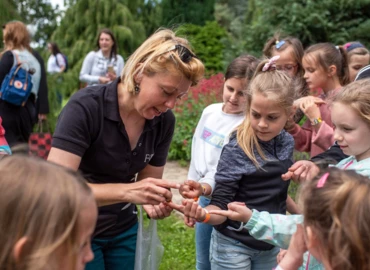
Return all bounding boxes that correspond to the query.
[210,229,279,270]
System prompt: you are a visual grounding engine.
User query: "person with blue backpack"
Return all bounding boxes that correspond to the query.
[0,21,42,146]
[47,42,68,74]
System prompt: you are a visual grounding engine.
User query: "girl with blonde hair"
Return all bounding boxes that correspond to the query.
[181,56,297,270]
[0,155,97,270]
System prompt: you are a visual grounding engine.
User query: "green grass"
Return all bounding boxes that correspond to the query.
[150,214,196,270]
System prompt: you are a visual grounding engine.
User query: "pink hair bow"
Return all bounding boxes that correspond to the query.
[262,55,280,72]
[317,172,329,188]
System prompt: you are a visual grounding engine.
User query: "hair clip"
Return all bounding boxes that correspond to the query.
[275,40,286,49]
[262,55,280,72]
[343,42,365,52]
[317,172,329,188]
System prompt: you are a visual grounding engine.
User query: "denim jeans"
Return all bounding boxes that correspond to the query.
[195,196,213,270]
[210,229,279,270]
[85,223,138,270]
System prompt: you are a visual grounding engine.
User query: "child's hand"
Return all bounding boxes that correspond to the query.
[294,96,325,108]
[208,202,252,223]
[183,199,208,222]
[278,224,307,270]
[282,160,319,183]
[300,98,321,122]
[179,180,203,198]
[276,249,288,264]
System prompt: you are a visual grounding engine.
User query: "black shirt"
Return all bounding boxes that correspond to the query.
[52,78,175,237]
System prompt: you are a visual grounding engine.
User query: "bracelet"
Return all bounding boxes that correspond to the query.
[202,209,211,223]
[201,185,206,196]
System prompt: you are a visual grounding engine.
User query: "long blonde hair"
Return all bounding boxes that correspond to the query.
[0,155,94,270]
[300,168,370,270]
[332,79,370,126]
[236,59,296,167]
[121,28,205,94]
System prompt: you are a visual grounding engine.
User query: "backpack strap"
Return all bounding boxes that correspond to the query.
[10,50,22,67]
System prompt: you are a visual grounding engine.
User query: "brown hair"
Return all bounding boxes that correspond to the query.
[225,54,260,81]
[263,33,305,78]
[344,41,369,60]
[304,43,350,86]
[48,42,62,56]
[332,78,370,126]
[300,168,370,270]
[95,28,118,61]
[0,155,94,270]
[2,21,31,52]
[121,28,205,93]
[236,59,297,167]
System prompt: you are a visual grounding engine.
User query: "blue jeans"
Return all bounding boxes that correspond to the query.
[195,196,213,270]
[210,229,279,270]
[85,223,138,270]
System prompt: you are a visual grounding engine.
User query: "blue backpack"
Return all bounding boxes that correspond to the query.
[56,53,68,72]
[0,51,34,106]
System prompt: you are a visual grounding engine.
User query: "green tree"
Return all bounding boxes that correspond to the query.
[161,0,215,27]
[177,21,227,74]
[214,0,250,63]
[50,0,147,94]
[10,0,59,48]
[0,0,20,48]
[243,0,370,56]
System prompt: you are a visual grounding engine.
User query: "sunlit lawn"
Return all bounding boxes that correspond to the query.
[154,214,196,270]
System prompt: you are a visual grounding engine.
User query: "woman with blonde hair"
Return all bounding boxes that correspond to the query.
[0,21,41,146]
[48,28,205,269]
[0,155,97,270]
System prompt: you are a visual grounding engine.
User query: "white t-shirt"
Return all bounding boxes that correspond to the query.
[47,53,65,74]
[187,103,245,193]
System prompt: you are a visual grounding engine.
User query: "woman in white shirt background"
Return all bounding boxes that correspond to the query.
[79,28,124,86]
[47,42,66,74]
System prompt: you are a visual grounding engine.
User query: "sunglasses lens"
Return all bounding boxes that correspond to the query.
[175,45,194,63]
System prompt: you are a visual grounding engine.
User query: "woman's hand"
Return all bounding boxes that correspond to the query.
[281,160,320,183]
[106,72,117,81]
[208,202,252,223]
[99,76,111,84]
[143,203,173,219]
[126,178,180,205]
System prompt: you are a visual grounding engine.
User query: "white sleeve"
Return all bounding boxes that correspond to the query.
[79,51,100,84]
[56,53,66,67]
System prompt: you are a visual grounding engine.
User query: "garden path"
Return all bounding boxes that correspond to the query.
[163,160,189,206]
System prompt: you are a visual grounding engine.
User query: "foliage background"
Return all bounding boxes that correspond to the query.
[2,1,370,267]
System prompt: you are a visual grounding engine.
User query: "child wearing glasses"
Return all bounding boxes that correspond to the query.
[48,29,205,270]
[285,43,349,157]
[180,54,260,270]
[263,34,308,125]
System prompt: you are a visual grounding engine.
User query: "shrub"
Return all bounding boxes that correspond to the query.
[168,73,224,164]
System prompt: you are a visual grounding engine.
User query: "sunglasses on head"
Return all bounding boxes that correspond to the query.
[167,44,198,63]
